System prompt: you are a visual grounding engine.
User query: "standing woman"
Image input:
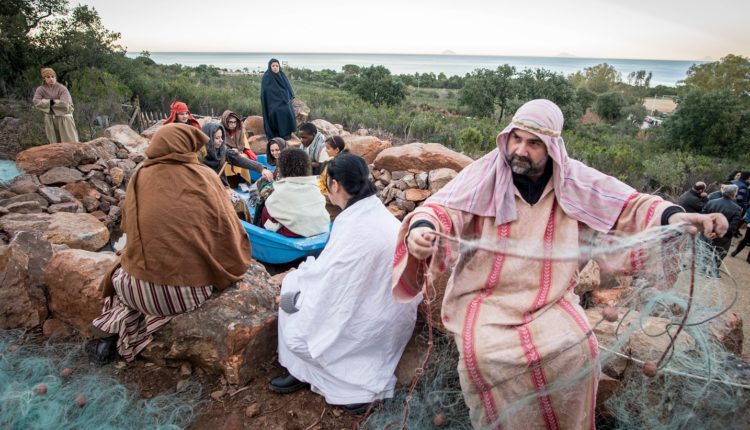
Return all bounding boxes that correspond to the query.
[261,58,296,139]
[32,67,79,144]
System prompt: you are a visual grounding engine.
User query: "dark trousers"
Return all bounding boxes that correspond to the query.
[732,227,750,262]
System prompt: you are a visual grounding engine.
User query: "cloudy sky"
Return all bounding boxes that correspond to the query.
[78,0,748,60]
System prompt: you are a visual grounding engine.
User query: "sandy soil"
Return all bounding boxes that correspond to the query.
[643,97,677,114]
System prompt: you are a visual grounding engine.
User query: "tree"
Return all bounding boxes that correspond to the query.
[346,65,405,107]
[459,65,516,118]
[594,91,626,122]
[583,63,621,93]
[514,68,579,127]
[662,89,748,157]
[680,54,750,101]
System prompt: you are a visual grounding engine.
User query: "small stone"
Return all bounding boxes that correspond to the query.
[210,389,226,401]
[180,362,193,377]
[116,149,129,159]
[39,167,84,185]
[85,170,106,182]
[404,188,431,202]
[77,164,104,173]
[114,189,127,201]
[602,306,619,322]
[244,403,261,418]
[402,174,417,188]
[416,172,428,189]
[432,413,447,426]
[5,201,42,214]
[34,384,48,395]
[47,202,82,214]
[81,196,100,212]
[109,167,124,187]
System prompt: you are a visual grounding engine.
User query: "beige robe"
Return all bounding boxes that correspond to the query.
[393,183,671,429]
[32,83,79,144]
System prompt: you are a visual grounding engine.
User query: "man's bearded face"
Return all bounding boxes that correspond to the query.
[506,129,549,178]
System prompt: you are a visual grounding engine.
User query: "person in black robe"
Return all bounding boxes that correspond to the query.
[261,58,297,139]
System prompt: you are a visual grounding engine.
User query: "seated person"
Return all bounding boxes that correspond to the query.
[252,137,287,224]
[297,122,329,175]
[260,148,329,238]
[199,122,258,220]
[85,123,252,363]
[221,110,260,187]
[318,136,348,219]
[165,101,201,128]
[266,137,287,179]
[271,153,420,414]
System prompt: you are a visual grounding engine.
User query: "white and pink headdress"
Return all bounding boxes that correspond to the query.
[428,99,636,232]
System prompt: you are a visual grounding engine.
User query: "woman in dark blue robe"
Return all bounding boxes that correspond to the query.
[261,59,297,139]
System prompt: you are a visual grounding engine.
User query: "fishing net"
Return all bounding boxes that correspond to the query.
[361,224,750,429]
[0,330,203,429]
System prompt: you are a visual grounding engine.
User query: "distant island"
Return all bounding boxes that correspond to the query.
[441,50,457,55]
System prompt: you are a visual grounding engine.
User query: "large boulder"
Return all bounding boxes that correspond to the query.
[141,261,279,385]
[104,125,150,154]
[310,119,339,137]
[292,99,310,125]
[0,192,49,209]
[15,142,92,175]
[0,232,51,329]
[83,137,119,161]
[243,116,264,137]
[374,143,473,172]
[0,212,109,251]
[141,119,165,139]
[343,135,392,164]
[248,135,268,155]
[43,249,117,334]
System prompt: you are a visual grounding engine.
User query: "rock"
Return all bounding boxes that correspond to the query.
[39,167,84,185]
[0,192,49,208]
[116,149,129,159]
[342,135,392,164]
[0,212,109,251]
[77,163,104,173]
[128,153,146,164]
[310,119,339,137]
[5,201,42,214]
[575,260,601,296]
[0,190,16,199]
[9,174,41,194]
[179,362,193,377]
[404,189,432,202]
[141,119,165,139]
[395,327,428,385]
[596,373,621,412]
[590,287,632,307]
[83,137,119,161]
[104,125,150,154]
[37,186,76,205]
[292,99,310,125]
[245,403,261,418]
[356,128,369,136]
[85,170,106,182]
[63,181,101,201]
[374,143,473,172]
[43,249,117,334]
[708,312,743,355]
[243,116,264,137]
[140,262,279,385]
[15,142,91,175]
[248,135,268,155]
[90,210,108,224]
[47,202,83,214]
[108,206,122,221]
[89,178,111,196]
[109,167,124,187]
[387,204,406,220]
[380,170,392,183]
[382,186,400,205]
[0,232,51,329]
[81,196,100,212]
[416,172,428,189]
[0,206,7,216]
[402,174,417,188]
[114,189,127,201]
[391,170,408,181]
[42,318,76,339]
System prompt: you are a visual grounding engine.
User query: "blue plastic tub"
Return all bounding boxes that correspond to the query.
[248,154,275,181]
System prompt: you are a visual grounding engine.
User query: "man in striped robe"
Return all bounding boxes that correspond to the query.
[392,99,727,429]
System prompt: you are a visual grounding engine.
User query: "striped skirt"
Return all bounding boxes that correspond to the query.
[92,267,213,361]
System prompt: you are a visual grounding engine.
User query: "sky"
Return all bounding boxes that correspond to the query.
[77,0,749,61]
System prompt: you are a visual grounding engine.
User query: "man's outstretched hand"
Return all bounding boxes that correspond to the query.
[669,212,728,238]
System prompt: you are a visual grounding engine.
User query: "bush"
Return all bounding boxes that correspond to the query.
[594,92,626,122]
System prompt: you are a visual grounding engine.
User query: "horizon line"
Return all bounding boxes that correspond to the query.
[123,51,711,63]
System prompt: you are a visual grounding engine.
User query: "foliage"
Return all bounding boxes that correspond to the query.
[581,63,622,93]
[661,89,748,157]
[344,65,406,107]
[68,67,129,140]
[594,91,626,122]
[680,54,750,101]
[458,127,486,154]
[458,65,516,119]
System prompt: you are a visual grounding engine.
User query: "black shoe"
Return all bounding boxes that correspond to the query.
[341,402,371,415]
[84,336,118,365]
[269,373,309,394]
[731,251,739,257]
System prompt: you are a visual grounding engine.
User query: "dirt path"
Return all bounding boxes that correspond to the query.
[720,250,750,361]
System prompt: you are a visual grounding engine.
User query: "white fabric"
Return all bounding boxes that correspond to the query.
[265,176,329,237]
[278,195,420,404]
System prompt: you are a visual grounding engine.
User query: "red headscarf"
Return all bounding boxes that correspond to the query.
[165,101,200,129]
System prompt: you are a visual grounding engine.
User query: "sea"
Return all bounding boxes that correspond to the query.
[127,52,704,88]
